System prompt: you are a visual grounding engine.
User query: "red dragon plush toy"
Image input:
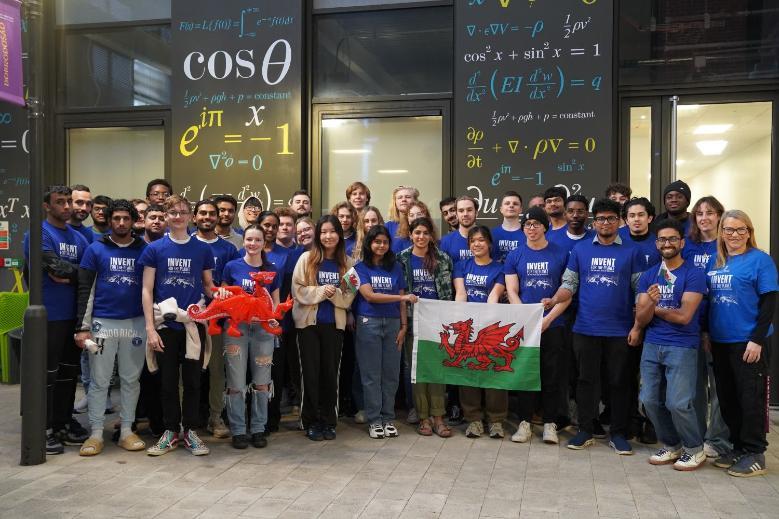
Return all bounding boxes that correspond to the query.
[187,270,293,337]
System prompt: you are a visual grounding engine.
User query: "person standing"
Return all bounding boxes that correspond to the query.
[213,194,244,248]
[439,197,458,232]
[74,200,148,456]
[504,208,570,444]
[657,180,693,236]
[88,195,113,238]
[239,196,263,230]
[69,184,94,244]
[142,205,166,244]
[292,216,355,440]
[145,179,172,205]
[543,187,567,231]
[385,186,418,254]
[453,226,508,439]
[440,196,479,267]
[629,219,707,470]
[620,197,660,270]
[353,225,417,438]
[296,217,315,251]
[605,183,632,228]
[23,186,91,454]
[346,182,371,215]
[332,202,358,256]
[291,190,312,219]
[140,195,216,456]
[543,199,645,455]
[706,210,778,477]
[492,191,526,263]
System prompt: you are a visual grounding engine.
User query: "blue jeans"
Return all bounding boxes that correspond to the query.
[694,347,732,454]
[639,342,702,453]
[223,322,275,436]
[355,315,401,425]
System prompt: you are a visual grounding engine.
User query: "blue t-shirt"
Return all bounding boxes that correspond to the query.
[80,240,146,320]
[504,242,568,327]
[440,231,475,266]
[24,221,90,321]
[344,235,357,257]
[453,258,505,303]
[194,235,239,286]
[385,220,399,239]
[568,238,645,336]
[491,225,526,263]
[222,258,281,295]
[70,224,94,244]
[315,259,341,324]
[353,261,407,318]
[638,261,707,348]
[392,236,412,254]
[87,225,109,239]
[137,235,215,329]
[265,243,290,274]
[619,227,661,272]
[707,248,779,343]
[409,254,438,300]
[682,239,717,327]
[547,227,594,257]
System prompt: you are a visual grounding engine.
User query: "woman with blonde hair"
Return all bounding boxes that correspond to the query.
[352,206,384,261]
[386,186,419,253]
[706,209,777,477]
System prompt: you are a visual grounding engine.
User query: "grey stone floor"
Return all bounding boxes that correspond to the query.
[0,385,778,518]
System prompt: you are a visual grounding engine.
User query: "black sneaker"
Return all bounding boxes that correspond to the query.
[251,433,267,448]
[640,421,657,445]
[306,426,323,441]
[57,419,89,445]
[447,405,464,426]
[266,423,279,433]
[727,453,767,478]
[592,420,607,439]
[322,426,336,441]
[46,432,64,455]
[231,434,249,449]
[714,450,744,469]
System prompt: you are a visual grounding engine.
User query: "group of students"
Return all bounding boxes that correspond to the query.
[27,177,777,479]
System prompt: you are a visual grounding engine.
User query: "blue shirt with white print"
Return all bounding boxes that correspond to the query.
[453,258,505,303]
[353,261,407,318]
[80,239,146,319]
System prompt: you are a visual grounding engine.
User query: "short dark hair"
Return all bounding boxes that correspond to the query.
[70,184,90,193]
[439,196,456,210]
[213,194,238,210]
[565,194,588,207]
[501,190,523,204]
[654,218,684,238]
[292,190,310,200]
[361,224,395,270]
[146,178,172,197]
[257,210,280,225]
[93,195,113,207]
[591,198,622,218]
[44,185,71,204]
[193,199,217,214]
[467,225,493,246]
[623,197,656,219]
[605,183,632,199]
[105,199,139,222]
[146,204,165,214]
[543,187,567,201]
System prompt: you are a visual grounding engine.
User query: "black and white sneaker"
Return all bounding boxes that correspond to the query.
[46,432,64,455]
[727,453,767,478]
[369,423,385,439]
[57,418,89,445]
[383,422,399,438]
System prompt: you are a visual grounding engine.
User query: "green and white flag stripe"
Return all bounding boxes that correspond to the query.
[412,299,543,391]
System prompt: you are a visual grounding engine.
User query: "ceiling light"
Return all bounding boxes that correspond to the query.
[693,124,732,135]
[695,140,728,156]
[332,149,371,154]
[676,159,685,166]
[322,119,344,128]
[377,169,408,174]
[678,104,701,112]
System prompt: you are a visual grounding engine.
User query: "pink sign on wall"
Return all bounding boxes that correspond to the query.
[0,0,23,107]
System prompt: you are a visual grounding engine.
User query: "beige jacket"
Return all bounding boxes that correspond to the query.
[292,251,356,330]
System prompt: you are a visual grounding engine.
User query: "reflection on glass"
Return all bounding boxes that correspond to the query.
[629,106,651,199]
[56,0,171,25]
[322,116,442,218]
[675,102,772,247]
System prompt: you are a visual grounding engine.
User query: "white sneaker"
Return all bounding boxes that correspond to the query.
[465,420,484,438]
[511,421,532,443]
[73,395,88,414]
[649,447,682,465]
[406,408,419,424]
[673,450,706,471]
[542,423,558,444]
[368,423,385,439]
[383,422,399,437]
[354,410,367,424]
[703,442,719,458]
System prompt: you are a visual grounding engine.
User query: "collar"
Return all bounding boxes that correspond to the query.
[592,234,623,245]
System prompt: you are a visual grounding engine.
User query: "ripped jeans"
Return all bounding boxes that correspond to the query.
[223,322,275,436]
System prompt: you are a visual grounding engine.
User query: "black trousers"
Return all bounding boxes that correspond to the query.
[47,320,81,430]
[268,333,288,428]
[573,333,632,436]
[711,341,769,454]
[517,326,566,424]
[339,328,357,413]
[298,324,343,428]
[285,328,301,405]
[155,326,205,432]
[136,364,164,434]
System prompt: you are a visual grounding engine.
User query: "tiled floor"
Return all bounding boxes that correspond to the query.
[0,385,778,518]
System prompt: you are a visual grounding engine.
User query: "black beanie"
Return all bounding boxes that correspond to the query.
[521,206,550,231]
[663,180,691,202]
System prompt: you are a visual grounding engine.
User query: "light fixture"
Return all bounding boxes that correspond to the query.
[332,149,371,154]
[676,159,686,166]
[695,140,728,156]
[678,104,701,112]
[377,169,409,174]
[693,124,732,135]
[322,119,344,128]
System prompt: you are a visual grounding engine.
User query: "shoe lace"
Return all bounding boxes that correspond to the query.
[186,430,203,448]
[154,432,173,448]
[678,452,693,463]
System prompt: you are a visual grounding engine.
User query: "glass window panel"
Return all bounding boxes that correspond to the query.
[315,0,442,8]
[628,106,652,199]
[314,8,453,98]
[322,116,443,221]
[675,102,772,247]
[619,2,779,85]
[60,26,172,108]
[68,127,165,201]
[56,0,171,25]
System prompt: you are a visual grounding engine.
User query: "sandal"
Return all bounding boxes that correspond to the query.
[433,422,452,438]
[417,419,433,436]
[118,432,146,451]
[79,437,104,456]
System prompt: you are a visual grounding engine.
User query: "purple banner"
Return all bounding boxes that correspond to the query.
[0,0,23,107]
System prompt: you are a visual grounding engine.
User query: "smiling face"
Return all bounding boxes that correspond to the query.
[243,228,265,256]
[411,224,432,250]
[370,233,390,262]
[469,231,491,259]
[71,190,92,223]
[165,202,191,232]
[456,199,477,228]
[362,210,380,232]
[216,201,236,227]
[291,194,311,216]
[194,203,217,233]
[319,221,340,253]
[655,227,683,260]
[441,203,458,228]
[695,202,720,234]
[337,207,354,233]
[626,204,652,235]
[720,216,751,255]
[349,188,368,210]
[544,195,564,218]
[259,216,279,244]
[92,203,109,224]
[664,191,688,216]
[296,220,314,248]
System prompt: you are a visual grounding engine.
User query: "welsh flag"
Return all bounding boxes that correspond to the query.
[412,299,543,391]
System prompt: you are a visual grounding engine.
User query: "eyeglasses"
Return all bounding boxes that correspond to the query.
[722,227,749,236]
[166,210,191,218]
[523,222,543,229]
[149,191,170,198]
[594,215,619,224]
[244,207,261,213]
[566,209,586,216]
[655,237,681,245]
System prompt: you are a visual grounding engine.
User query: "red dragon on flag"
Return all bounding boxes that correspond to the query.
[438,318,524,372]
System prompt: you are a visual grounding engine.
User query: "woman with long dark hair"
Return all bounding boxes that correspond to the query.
[292,215,355,441]
[354,225,418,438]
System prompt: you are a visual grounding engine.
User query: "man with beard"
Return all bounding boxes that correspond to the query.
[69,185,94,244]
[213,195,243,248]
[543,187,568,231]
[629,219,706,471]
[74,200,148,456]
[620,197,661,270]
[657,180,692,236]
[131,199,149,235]
[143,205,166,243]
[439,197,458,232]
[290,190,312,219]
[88,195,113,239]
[192,199,240,440]
[24,186,91,454]
[440,196,479,266]
[547,195,594,255]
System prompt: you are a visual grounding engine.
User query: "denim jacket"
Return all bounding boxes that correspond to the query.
[397,247,454,319]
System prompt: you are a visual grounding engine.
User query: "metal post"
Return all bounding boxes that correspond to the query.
[20,0,48,466]
[669,95,679,181]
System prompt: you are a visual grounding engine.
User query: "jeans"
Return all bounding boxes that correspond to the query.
[639,342,702,453]
[355,315,401,425]
[223,322,275,436]
[155,326,206,432]
[299,324,343,428]
[87,317,146,432]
